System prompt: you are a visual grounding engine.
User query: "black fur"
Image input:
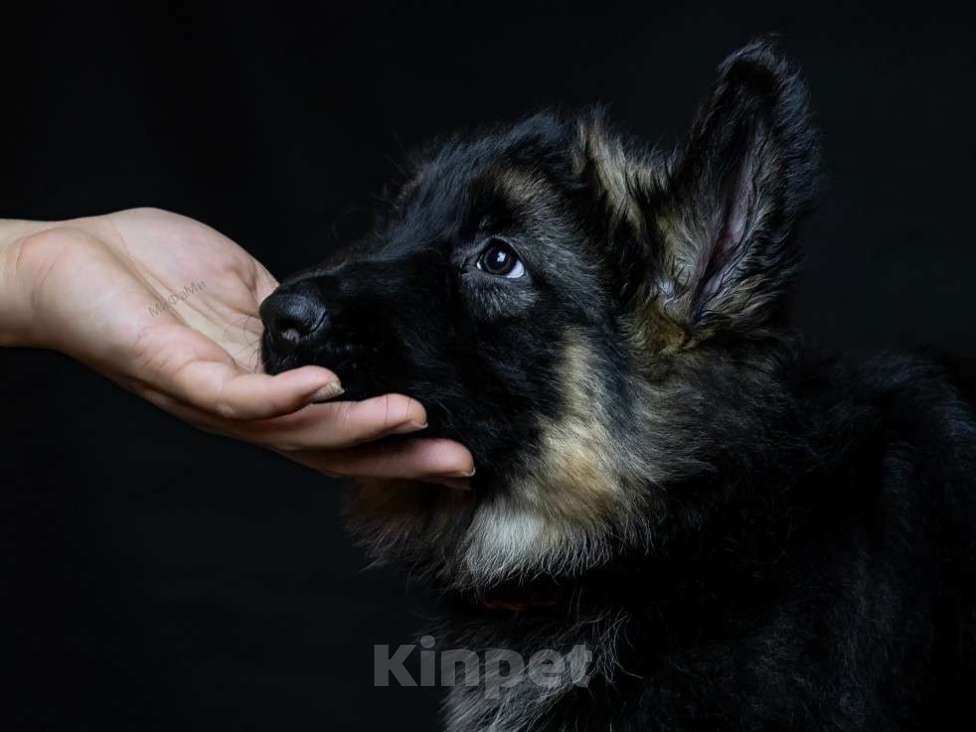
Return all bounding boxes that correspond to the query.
[261,40,976,730]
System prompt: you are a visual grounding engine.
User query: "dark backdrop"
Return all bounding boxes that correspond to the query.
[2,2,974,730]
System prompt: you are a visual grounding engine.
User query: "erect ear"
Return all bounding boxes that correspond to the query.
[647,39,820,344]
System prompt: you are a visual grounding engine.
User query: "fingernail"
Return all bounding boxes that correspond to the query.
[388,419,428,435]
[311,382,344,403]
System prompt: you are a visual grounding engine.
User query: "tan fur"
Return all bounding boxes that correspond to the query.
[513,335,625,525]
[345,331,666,588]
[493,168,552,209]
[571,118,705,356]
[572,116,667,238]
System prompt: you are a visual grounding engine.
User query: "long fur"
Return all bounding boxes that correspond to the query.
[261,39,976,730]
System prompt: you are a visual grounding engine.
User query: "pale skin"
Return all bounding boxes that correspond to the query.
[0,207,474,483]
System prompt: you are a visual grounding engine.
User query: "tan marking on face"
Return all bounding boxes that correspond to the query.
[513,333,630,525]
[348,336,661,589]
[457,333,654,583]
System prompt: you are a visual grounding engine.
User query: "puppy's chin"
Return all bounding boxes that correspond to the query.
[342,475,654,591]
[342,477,476,577]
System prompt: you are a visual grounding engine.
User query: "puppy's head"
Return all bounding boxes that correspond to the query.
[262,40,819,589]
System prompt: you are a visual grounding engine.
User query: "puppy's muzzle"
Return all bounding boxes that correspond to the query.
[259,275,374,390]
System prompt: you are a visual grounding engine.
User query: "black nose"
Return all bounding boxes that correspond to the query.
[260,285,328,352]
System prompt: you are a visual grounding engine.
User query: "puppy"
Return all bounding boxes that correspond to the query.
[261,40,976,731]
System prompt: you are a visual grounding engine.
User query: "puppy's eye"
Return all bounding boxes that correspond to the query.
[477,239,525,279]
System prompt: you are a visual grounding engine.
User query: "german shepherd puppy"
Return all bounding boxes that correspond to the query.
[260,40,976,730]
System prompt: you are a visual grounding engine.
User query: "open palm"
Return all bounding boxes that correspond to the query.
[7,208,473,482]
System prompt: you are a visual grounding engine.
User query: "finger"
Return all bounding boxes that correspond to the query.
[166,360,342,420]
[140,388,474,489]
[287,438,475,481]
[137,386,239,435]
[141,383,429,453]
[236,393,429,451]
[420,477,474,491]
[141,386,465,473]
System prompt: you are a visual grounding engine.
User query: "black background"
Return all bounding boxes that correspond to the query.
[2,2,974,730]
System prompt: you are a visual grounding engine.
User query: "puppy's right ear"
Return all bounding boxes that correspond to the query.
[646,39,820,345]
[652,41,819,340]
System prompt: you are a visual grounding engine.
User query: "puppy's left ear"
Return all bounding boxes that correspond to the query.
[651,39,820,342]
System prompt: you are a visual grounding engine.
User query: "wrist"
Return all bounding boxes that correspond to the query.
[0,220,58,347]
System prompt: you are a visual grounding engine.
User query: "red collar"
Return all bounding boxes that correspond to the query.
[478,586,564,613]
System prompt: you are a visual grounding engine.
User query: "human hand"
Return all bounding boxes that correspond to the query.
[0,208,474,482]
